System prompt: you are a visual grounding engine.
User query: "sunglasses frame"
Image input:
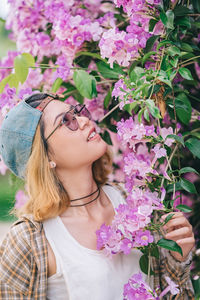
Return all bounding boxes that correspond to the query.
[45,104,91,141]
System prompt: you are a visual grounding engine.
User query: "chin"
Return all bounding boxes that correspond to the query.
[93,140,108,160]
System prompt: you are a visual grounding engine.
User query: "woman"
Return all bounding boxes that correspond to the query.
[0,93,195,299]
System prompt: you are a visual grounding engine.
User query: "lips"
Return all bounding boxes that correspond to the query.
[87,127,96,141]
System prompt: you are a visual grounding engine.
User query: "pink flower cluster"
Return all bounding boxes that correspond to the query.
[117,117,156,150]
[99,0,162,67]
[123,272,156,300]
[96,187,163,256]
[123,272,179,299]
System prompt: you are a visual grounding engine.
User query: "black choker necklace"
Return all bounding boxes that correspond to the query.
[70,185,99,202]
[70,186,100,207]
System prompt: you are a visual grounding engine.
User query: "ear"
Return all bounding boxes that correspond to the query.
[49,161,56,168]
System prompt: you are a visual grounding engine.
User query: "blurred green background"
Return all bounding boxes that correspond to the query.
[0,20,19,222]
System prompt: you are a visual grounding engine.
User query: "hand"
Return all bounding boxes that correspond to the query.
[161,212,195,262]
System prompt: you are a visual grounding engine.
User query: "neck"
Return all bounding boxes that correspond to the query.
[56,165,102,215]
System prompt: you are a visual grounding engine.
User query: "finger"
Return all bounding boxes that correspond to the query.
[165,226,192,240]
[161,212,184,221]
[163,217,191,231]
[176,236,195,247]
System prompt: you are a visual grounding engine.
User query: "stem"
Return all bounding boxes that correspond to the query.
[98,103,120,123]
[116,17,130,28]
[178,55,200,67]
[171,0,179,9]
[184,127,200,138]
[97,80,116,85]
[160,144,178,188]
[172,88,182,203]
[148,249,151,286]
[149,47,165,99]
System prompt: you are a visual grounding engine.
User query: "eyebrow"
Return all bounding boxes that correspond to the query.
[53,112,65,126]
[53,105,74,126]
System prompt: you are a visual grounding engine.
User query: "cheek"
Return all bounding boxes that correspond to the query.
[52,133,108,168]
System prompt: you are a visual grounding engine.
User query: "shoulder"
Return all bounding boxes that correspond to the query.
[104,180,128,199]
[0,214,47,296]
[0,214,43,259]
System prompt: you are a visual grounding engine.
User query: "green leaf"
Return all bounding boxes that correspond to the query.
[166,134,184,146]
[179,167,199,176]
[164,213,175,225]
[139,255,154,275]
[7,74,19,89]
[169,70,177,82]
[166,10,174,29]
[157,76,172,88]
[160,10,168,26]
[0,74,19,92]
[176,17,191,28]
[91,78,97,98]
[176,204,192,213]
[123,102,138,115]
[166,182,183,193]
[180,42,194,53]
[144,108,150,122]
[142,51,156,66]
[96,61,124,79]
[14,55,29,84]
[130,67,145,82]
[157,238,183,256]
[173,5,191,16]
[180,178,197,194]
[170,57,178,68]
[75,51,106,63]
[144,35,159,53]
[0,76,11,93]
[149,19,159,32]
[175,93,192,125]
[150,244,159,259]
[179,67,193,80]
[138,108,144,123]
[192,0,200,13]
[52,78,63,93]
[185,138,200,159]
[21,53,35,67]
[73,70,96,99]
[13,53,35,84]
[100,130,113,145]
[146,99,161,119]
[167,46,181,56]
[156,40,173,51]
[104,88,112,109]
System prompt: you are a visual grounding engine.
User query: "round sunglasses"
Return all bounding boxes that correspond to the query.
[46,104,92,141]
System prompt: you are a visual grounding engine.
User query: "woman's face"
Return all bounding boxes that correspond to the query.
[42,100,108,170]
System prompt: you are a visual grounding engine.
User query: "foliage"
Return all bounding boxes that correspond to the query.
[0,0,200,298]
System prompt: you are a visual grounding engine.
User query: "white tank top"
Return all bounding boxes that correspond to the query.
[43,183,147,300]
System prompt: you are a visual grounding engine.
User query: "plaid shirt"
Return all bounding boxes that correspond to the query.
[0,182,194,299]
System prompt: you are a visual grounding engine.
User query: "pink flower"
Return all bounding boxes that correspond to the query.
[120,238,133,254]
[134,230,154,246]
[99,28,132,68]
[124,272,157,300]
[160,127,174,147]
[152,144,167,159]
[159,276,179,297]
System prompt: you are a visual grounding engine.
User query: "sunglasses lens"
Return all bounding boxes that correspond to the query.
[63,112,78,131]
[75,104,91,120]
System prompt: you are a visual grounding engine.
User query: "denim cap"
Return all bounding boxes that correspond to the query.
[0,100,42,179]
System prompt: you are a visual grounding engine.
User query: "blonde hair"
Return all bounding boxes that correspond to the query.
[17,124,113,221]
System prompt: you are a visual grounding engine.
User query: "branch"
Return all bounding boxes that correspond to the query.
[98,103,120,123]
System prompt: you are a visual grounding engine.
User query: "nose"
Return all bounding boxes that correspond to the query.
[76,115,90,130]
